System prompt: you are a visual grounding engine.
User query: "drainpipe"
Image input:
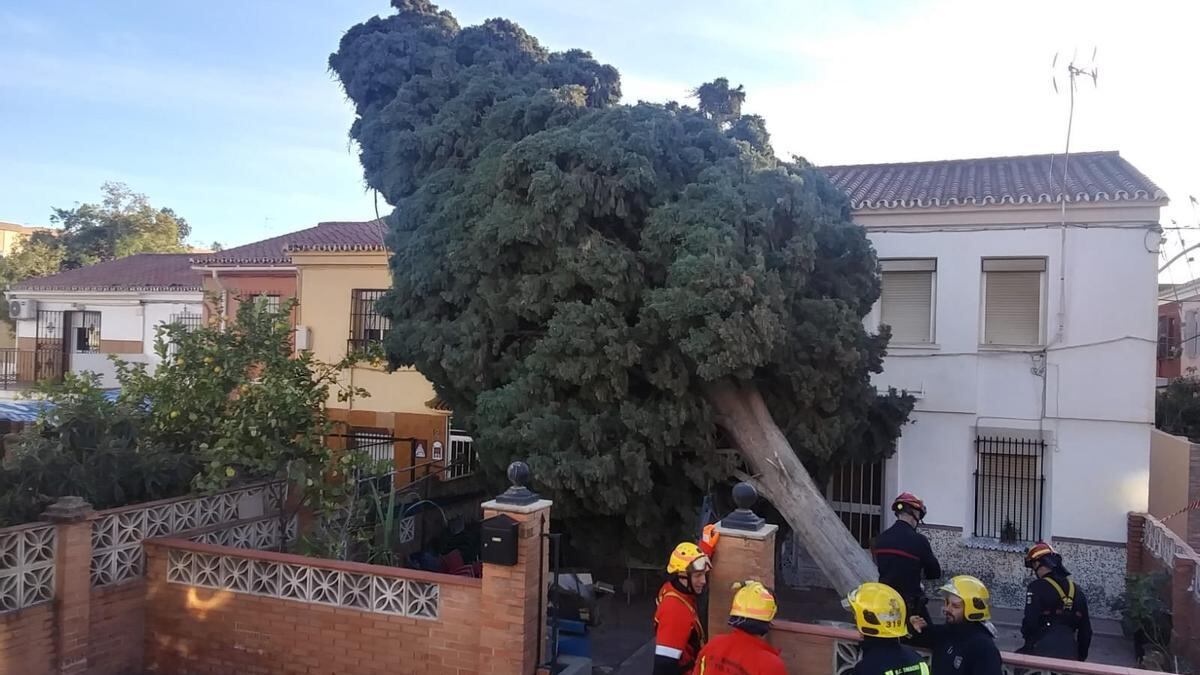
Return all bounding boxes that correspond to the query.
[209,269,227,329]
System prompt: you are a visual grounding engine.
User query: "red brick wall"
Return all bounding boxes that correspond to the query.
[88,582,145,675]
[142,541,482,675]
[0,603,55,675]
[1129,513,1200,665]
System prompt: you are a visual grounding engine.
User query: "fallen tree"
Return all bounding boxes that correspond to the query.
[330,0,913,592]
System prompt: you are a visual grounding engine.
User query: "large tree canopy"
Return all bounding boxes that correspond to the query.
[0,182,192,286]
[331,0,913,584]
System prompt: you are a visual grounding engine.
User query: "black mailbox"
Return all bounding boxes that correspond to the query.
[481,513,520,566]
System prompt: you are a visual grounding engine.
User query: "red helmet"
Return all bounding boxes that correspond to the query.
[891,493,927,521]
[1025,541,1060,570]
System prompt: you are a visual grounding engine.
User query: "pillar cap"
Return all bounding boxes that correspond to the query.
[495,460,540,506]
[720,482,766,531]
[41,496,94,523]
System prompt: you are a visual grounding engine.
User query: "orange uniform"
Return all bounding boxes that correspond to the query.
[696,628,787,675]
[653,535,717,675]
[654,582,706,674]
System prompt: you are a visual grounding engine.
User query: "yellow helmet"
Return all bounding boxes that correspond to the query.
[940,575,991,622]
[844,582,908,638]
[667,542,712,576]
[729,580,777,623]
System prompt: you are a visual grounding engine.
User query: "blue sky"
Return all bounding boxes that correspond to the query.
[2,1,1198,276]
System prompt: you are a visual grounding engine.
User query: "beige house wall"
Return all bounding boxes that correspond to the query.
[1150,428,1193,540]
[292,251,441,418]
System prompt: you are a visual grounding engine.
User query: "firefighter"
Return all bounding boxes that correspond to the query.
[654,525,720,675]
[843,582,928,675]
[909,575,1002,675]
[695,580,786,675]
[874,492,942,644]
[1019,541,1092,661]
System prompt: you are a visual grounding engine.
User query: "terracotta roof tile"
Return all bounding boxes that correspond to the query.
[822,151,1166,210]
[10,254,202,292]
[195,220,386,266]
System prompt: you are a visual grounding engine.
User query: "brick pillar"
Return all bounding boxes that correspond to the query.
[1188,442,1200,551]
[478,462,552,675]
[1128,513,1146,575]
[708,483,779,638]
[42,496,95,675]
[1171,555,1197,657]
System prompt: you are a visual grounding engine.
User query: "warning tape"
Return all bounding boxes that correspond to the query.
[1162,499,1200,523]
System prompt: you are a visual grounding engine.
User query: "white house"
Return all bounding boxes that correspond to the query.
[5,254,205,390]
[781,151,1165,615]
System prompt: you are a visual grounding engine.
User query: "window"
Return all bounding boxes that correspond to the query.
[350,428,395,467]
[973,434,1045,542]
[981,258,1046,346]
[1185,311,1197,359]
[349,289,391,349]
[252,294,281,314]
[70,312,101,354]
[167,310,203,358]
[879,259,936,344]
[445,431,477,480]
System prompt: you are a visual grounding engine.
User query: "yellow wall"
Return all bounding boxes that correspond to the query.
[293,251,442,418]
[1150,428,1194,540]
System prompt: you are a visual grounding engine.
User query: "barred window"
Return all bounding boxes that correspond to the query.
[252,294,281,314]
[166,310,203,358]
[349,289,390,350]
[973,434,1045,542]
[445,432,477,481]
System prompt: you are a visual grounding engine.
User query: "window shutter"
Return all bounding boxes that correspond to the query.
[983,271,1041,345]
[1188,311,1198,358]
[881,271,933,343]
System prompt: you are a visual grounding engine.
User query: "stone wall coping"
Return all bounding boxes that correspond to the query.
[715,523,779,541]
[146,537,483,588]
[92,481,277,517]
[0,519,56,536]
[772,620,1163,675]
[481,498,553,514]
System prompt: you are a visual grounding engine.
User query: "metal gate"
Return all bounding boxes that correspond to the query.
[826,461,885,549]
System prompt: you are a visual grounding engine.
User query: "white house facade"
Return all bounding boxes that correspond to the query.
[780,151,1165,615]
[5,254,204,390]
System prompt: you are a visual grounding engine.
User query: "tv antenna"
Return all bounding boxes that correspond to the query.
[1048,47,1099,206]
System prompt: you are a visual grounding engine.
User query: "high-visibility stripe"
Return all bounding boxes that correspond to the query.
[873,547,920,561]
[655,645,684,659]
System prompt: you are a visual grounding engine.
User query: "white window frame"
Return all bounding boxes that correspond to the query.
[878,258,937,345]
[979,258,1047,348]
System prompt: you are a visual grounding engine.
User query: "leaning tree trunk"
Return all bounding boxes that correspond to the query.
[706,379,876,596]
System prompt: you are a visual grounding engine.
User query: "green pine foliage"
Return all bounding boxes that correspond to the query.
[331,1,914,559]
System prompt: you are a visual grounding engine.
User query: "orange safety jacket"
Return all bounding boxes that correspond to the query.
[696,628,787,675]
[654,582,706,675]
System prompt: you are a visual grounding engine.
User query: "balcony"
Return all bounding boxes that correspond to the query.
[0,349,65,390]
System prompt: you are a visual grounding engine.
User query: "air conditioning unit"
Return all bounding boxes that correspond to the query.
[8,299,36,320]
[294,325,311,351]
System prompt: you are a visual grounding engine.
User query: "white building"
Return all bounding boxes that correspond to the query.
[5,254,204,390]
[782,151,1165,615]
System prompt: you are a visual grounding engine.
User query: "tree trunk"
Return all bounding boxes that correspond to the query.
[705,379,876,595]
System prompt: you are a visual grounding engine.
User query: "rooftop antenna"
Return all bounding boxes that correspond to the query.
[1048,47,1099,208]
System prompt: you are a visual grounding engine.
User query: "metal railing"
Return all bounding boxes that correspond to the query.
[973,435,1046,542]
[0,348,64,390]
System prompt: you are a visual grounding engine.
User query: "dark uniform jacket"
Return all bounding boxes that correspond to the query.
[874,520,942,607]
[924,622,1002,675]
[1020,572,1092,661]
[852,637,928,675]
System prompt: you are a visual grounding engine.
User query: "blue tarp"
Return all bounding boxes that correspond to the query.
[0,389,120,423]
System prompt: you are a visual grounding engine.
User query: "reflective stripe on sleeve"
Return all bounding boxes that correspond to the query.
[655,645,683,659]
